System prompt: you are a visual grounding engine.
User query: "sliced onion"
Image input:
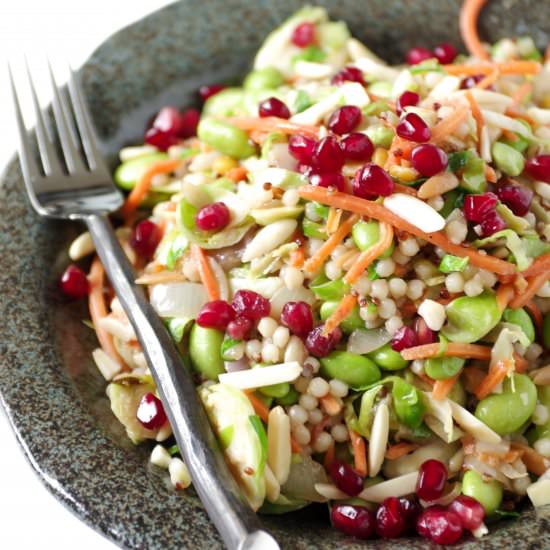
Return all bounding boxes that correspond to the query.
[347,328,391,355]
[269,285,315,318]
[149,282,209,318]
[207,257,229,301]
[420,481,462,508]
[224,357,250,373]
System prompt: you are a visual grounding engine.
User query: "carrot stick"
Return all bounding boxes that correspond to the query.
[226,166,248,182]
[511,442,550,476]
[344,222,394,284]
[394,183,418,196]
[319,394,343,416]
[509,271,550,309]
[325,207,342,235]
[432,372,462,400]
[191,244,219,301]
[465,90,484,151]
[385,135,414,167]
[298,185,516,275]
[303,214,359,273]
[459,0,490,60]
[121,159,182,218]
[525,300,543,334]
[401,342,492,361]
[514,353,529,374]
[476,68,500,90]
[443,60,541,75]
[521,252,550,277]
[431,105,470,144]
[324,441,336,470]
[289,245,305,268]
[322,294,358,336]
[385,442,419,460]
[511,81,533,106]
[226,116,319,139]
[349,430,368,477]
[475,360,511,400]
[484,163,497,183]
[496,283,515,311]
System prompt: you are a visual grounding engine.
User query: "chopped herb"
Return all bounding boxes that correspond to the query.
[448,151,469,172]
[167,444,180,456]
[367,263,379,280]
[493,509,520,519]
[439,254,469,273]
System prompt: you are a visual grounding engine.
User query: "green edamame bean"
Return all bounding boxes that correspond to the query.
[320,351,381,389]
[492,142,525,177]
[189,323,224,380]
[302,218,328,240]
[365,126,395,149]
[424,357,465,380]
[114,152,168,190]
[543,314,550,349]
[441,291,501,343]
[367,343,408,371]
[352,221,394,258]
[503,307,535,344]
[462,470,503,515]
[460,151,487,193]
[475,373,537,435]
[310,277,351,300]
[448,379,467,407]
[197,118,256,159]
[276,387,300,406]
[243,67,284,91]
[500,132,529,153]
[252,363,290,398]
[203,88,245,117]
[392,378,425,429]
[320,301,363,333]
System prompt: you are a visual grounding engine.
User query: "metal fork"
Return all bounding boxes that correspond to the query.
[9,64,279,550]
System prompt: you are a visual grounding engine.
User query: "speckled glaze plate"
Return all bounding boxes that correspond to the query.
[1,1,550,548]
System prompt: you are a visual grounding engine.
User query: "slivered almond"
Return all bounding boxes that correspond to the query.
[368,402,389,477]
[418,172,459,200]
[264,464,281,503]
[267,406,292,485]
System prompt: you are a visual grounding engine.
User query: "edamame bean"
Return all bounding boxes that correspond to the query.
[365,126,395,149]
[302,218,328,240]
[462,470,503,515]
[320,351,381,389]
[189,323,225,380]
[320,301,363,333]
[203,88,245,117]
[252,363,291,398]
[424,357,464,380]
[243,67,284,90]
[543,314,550,350]
[475,373,537,435]
[310,277,351,300]
[503,307,535,344]
[500,132,529,153]
[448,379,467,407]
[352,221,394,258]
[197,118,256,159]
[367,343,408,371]
[460,151,486,193]
[114,152,168,190]
[276,387,300,406]
[491,142,525,177]
[392,378,425,429]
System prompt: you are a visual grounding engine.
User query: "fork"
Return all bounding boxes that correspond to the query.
[9,63,279,550]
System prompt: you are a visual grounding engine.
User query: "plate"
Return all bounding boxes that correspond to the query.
[1,1,550,548]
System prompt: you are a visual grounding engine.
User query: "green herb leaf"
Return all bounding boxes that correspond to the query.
[249,414,268,472]
[166,234,189,270]
[293,90,312,113]
[221,337,242,360]
[439,254,469,273]
[167,444,180,456]
[292,45,326,64]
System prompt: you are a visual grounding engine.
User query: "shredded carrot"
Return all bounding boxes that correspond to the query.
[476,68,500,90]
[324,440,336,470]
[483,163,497,183]
[511,81,533,106]
[459,0,489,60]
[302,214,359,273]
[311,416,332,444]
[325,207,343,235]
[135,272,188,285]
[509,270,550,309]
[463,366,486,394]
[393,182,418,196]
[475,360,511,400]
[121,159,182,218]
[431,105,470,144]
[191,244,219,301]
[344,222,394,284]
[522,252,550,277]
[298,185,516,276]
[319,394,343,416]
[401,342,491,361]
[289,245,305,268]
[501,129,519,142]
[504,107,537,126]
[496,283,515,311]
[514,353,529,374]
[525,300,543,335]
[334,248,360,269]
[322,293,358,335]
[385,135,414,167]
[226,166,248,182]
[349,431,368,477]
[444,60,541,76]
[385,442,419,460]
[432,372,462,401]
[465,90,484,151]
[226,116,319,139]
[511,442,550,476]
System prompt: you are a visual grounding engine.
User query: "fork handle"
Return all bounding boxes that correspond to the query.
[85,214,279,550]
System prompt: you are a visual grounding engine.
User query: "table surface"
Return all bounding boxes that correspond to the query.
[0,2,172,548]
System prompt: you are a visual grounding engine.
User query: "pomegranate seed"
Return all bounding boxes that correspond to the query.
[258,97,291,119]
[312,136,345,172]
[416,459,448,501]
[406,47,432,65]
[150,106,183,133]
[144,126,179,151]
[433,42,458,64]
[341,133,374,162]
[460,74,486,89]
[391,326,418,352]
[305,324,342,357]
[396,112,431,143]
[195,202,231,231]
[414,317,437,345]
[331,66,365,86]
[416,507,463,545]
[226,317,253,340]
[463,192,498,222]
[331,505,375,539]
[232,290,270,321]
[396,90,420,115]
[145,107,199,150]
[288,134,316,164]
[328,105,362,135]
[353,163,395,199]
[309,171,347,192]
[496,184,533,216]
[479,210,507,237]
[411,144,448,177]
[197,300,236,331]
[291,22,316,48]
[59,264,89,299]
[281,301,314,338]
[199,84,226,102]
[136,393,167,430]
[375,497,405,538]
[329,460,364,496]
[179,109,200,138]
[525,154,550,183]
[399,498,421,532]
[448,495,485,531]
[130,219,161,258]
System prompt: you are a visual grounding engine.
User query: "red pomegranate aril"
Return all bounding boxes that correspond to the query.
[399,498,421,532]
[197,300,236,331]
[259,97,291,119]
[448,495,485,531]
[525,154,550,183]
[330,460,364,496]
[411,144,448,177]
[391,326,418,352]
[406,46,432,65]
[130,219,162,258]
[460,74,486,89]
[199,84,226,102]
[136,393,167,430]
[312,136,345,172]
[331,66,365,86]
[150,106,182,133]
[463,192,498,222]
[396,112,431,143]
[305,325,342,357]
[341,133,374,162]
[179,109,200,138]
[414,317,437,345]
[226,317,253,340]
[281,301,314,338]
[288,134,317,164]
[309,171,347,192]
[479,210,507,237]
[331,505,375,539]
[416,507,463,545]
[496,184,533,216]
[375,497,405,538]
[59,264,90,299]
[396,90,420,115]
[291,21,316,48]
[195,202,231,231]
[146,106,200,147]
[353,163,395,199]
[416,459,448,501]
[144,126,179,151]
[433,42,458,64]
[232,289,270,321]
[328,105,362,135]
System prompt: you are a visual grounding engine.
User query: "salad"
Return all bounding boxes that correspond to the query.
[59,1,550,545]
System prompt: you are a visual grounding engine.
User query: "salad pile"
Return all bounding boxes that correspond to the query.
[59,2,550,545]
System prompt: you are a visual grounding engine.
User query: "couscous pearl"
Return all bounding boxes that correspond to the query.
[392,249,410,265]
[294,376,310,393]
[478,269,497,288]
[304,356,320,373]
[313,432,333,453]
[308,377,330,398]
[331,244,348,260]
[463,264,478,281]
[331,424,349,443]
[389,278,407,298]
[534,437,550,458]
[418,299,446,331]
[289,404,308,425]
[273,326,290,349]
[533,404,549,426]
[385,316,403,335]
[512,476,531,496]
[352,276,371,296]
[299,394,319,411]
[282,188,300,207]
[282,266,304,290]
[376,258,396,278]
[308,408,324,425]
[284,335,308,364]
[262,342,280,363]
[445,219,468,244]
[370,279,389,300]
[445,272,465,294]
[245,339,262,360]
[464,275,484,297]
[365,319,384,329]
[414,260,435,281]
[258,317,278,338]
[410,359,425,375]
[307,238,324,256]
[399,237,420,257]
[407,279,425,300]
[305,202,321,222]
[427,195,445,211]
[378,298,397,319]
[360,306,378,322]
[293,424,311,445]
[325,261,342,281]
[329,379,349,398]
